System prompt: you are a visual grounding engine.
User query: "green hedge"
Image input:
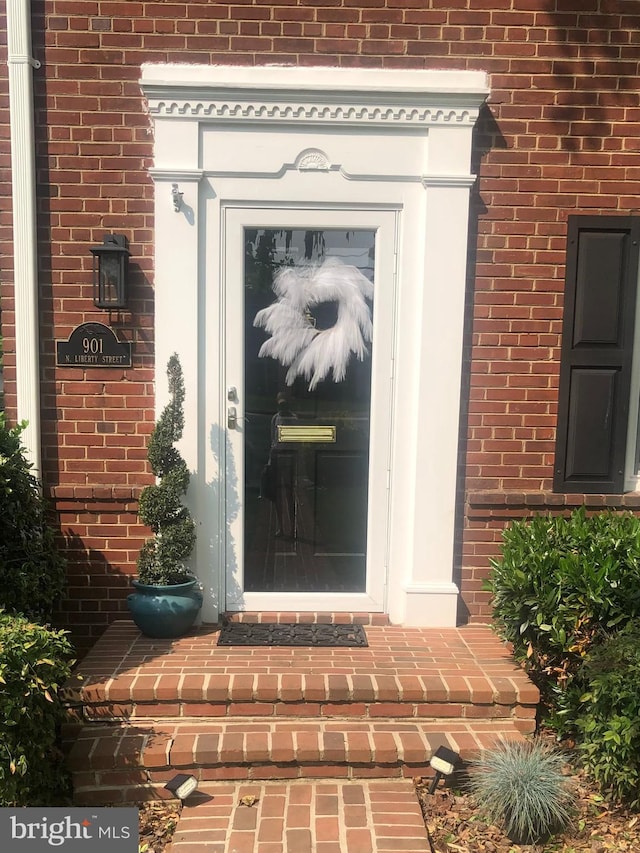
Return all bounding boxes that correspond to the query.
[485,508,640,709]
[486,509,640,806]
[0,612,74,805]
[576,624,640,808]
[0,415,66,621]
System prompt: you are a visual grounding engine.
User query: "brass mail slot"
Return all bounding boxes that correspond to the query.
[277,425,336,443]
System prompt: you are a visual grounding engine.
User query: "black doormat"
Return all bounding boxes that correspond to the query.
[217,622,368,647]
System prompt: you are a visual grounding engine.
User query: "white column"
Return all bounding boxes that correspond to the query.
[391,123,477,627]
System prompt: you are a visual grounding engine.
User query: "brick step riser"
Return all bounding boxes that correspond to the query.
[76,700,529,723]
[72,717,533,804]
[72,762,446,805]
[74,733,520,776]
[68,718,533,799]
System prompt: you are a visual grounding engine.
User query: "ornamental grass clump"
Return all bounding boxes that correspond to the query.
[137,354,196,585]
[468,739,575,845]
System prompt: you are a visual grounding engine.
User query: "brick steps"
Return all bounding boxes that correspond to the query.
[69,716,526,804]
[63,621,540,806]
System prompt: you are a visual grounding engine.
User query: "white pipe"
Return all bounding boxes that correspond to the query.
[6,0,41,476]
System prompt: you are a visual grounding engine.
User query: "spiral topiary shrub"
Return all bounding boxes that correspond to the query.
[137,354,196,585]
[468,739,575,845]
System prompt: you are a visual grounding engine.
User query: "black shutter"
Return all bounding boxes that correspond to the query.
[554,215,640,493]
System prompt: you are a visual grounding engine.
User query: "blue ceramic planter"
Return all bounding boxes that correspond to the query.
[127,578,203,639]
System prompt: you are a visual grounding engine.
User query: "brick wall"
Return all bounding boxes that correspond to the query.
[1,1,639,648]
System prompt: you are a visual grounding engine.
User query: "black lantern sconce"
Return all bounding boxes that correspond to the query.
[90,234,130,310]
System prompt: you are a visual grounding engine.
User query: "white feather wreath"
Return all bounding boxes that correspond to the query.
[253,257,374,391]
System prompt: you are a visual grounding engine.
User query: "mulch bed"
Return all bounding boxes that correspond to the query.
[415,769,640,852]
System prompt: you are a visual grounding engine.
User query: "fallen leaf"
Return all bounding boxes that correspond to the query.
[239,795,258,807]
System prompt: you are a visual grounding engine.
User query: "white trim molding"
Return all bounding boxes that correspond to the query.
[142,65,489,627]
[7,0,40,474]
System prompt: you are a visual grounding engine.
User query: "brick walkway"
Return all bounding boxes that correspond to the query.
[168,779,429,852]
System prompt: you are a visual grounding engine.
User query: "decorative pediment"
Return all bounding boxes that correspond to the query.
[141,66,488,129]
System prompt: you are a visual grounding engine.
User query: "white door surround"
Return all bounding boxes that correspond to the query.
[142,65,489,627]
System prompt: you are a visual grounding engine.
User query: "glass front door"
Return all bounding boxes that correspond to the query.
[244,227,374,593]
[224,208,396,612]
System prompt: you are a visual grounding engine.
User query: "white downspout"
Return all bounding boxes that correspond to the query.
[6,0,41,475]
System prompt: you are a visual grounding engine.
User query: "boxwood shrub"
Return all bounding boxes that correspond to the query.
[0,611,74,805]
[485,508,640,721]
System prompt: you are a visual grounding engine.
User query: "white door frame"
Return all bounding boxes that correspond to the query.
[142,65,488,626]
[222,205,398,613]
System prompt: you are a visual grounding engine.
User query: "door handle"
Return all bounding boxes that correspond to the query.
[228,406,237,429]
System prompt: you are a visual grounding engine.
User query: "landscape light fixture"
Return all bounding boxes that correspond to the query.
[164,773,199,801]
[90,233,130,309]
[428,745,460,794]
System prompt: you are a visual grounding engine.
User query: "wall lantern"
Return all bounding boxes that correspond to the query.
[428,745,460,794]
[90,234,130,309]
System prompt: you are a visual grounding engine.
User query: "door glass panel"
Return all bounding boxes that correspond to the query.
[243,228,375,593]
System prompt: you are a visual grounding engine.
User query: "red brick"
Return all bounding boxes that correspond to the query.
[369,703,415,718]
[345,733,372,763]
[296,731,321,762]
[170,734,196,767]
[271,732,295,763]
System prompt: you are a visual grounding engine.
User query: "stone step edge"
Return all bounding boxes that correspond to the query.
[68,717,532,774]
